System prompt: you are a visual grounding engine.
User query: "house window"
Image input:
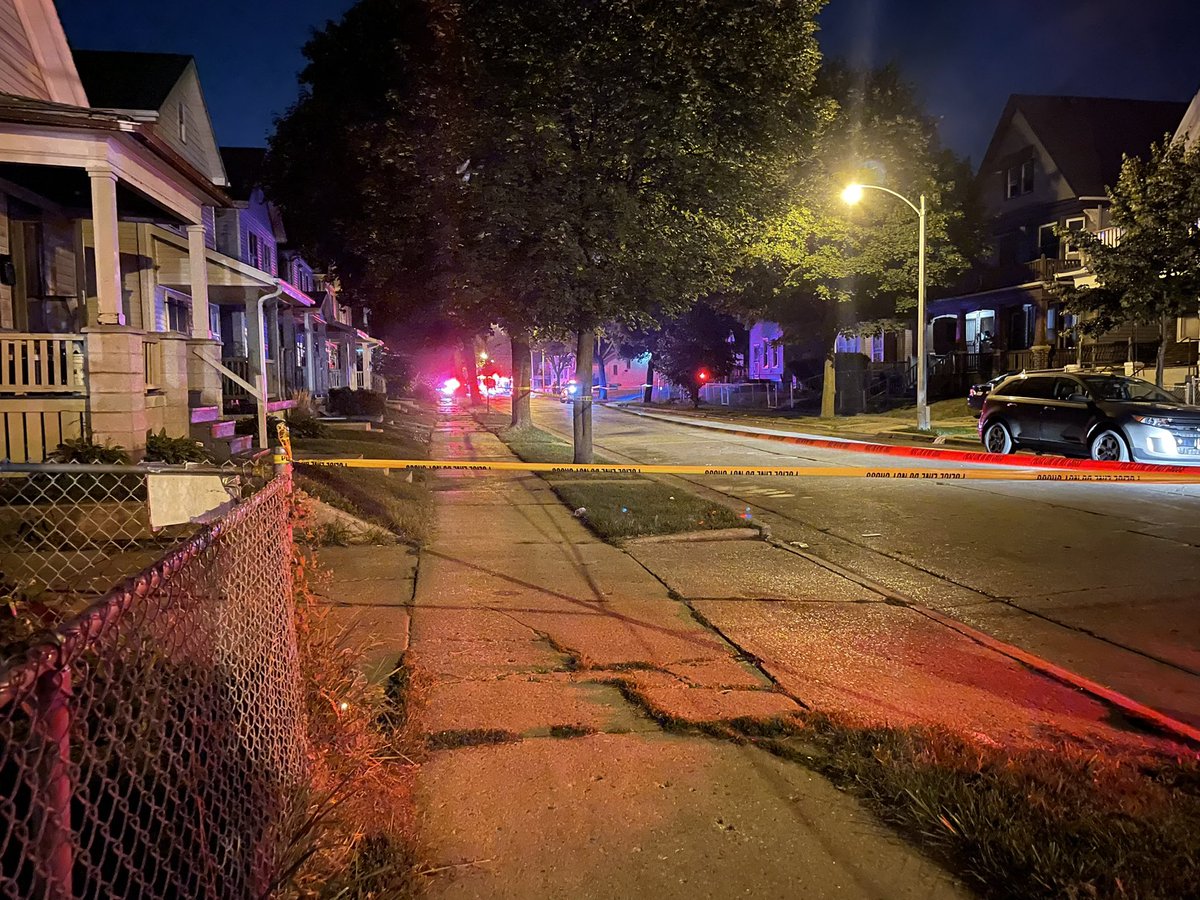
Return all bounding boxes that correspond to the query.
[178,103,187,143]
[1037,223,1060,259]
[1063,217,1085,260]
[612,363,618,375]
[166,294,191,334]
[1006,159,1034,199]
[247,231,260,269]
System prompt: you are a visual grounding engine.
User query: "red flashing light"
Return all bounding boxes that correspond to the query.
[697,370,709,381]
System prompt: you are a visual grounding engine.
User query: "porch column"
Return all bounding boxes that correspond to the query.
[87,167,124,326]
[1031,297,1051,369]
[362,344,374,392]
[956,311,968,350]
[266,301,281,398]
[302,312,317,395]
[186,224,210,338]
[245,294,267,397]
[343,339,356,390]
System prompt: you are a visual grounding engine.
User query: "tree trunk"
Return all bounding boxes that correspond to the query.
[572,330,595,463]
[1156,316,1167,388]
[820,350,836,418]
[594,338,608,401]
[642,353,655,404]
[462,338,480,406]
[511,331,533,428]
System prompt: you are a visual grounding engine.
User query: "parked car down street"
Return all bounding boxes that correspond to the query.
[967,371,1017,414]
[978,371,1200,464]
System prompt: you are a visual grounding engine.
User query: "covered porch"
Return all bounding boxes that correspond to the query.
[324,320,382,394]
[153,227,316,413]
[0,99,225,460]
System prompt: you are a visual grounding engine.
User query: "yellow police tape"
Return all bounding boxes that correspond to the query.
[294,457,1200,484]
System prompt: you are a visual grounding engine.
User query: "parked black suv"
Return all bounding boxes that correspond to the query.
[978,371,1200,464]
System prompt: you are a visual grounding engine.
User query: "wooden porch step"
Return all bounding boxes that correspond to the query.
[267,399,296,414]
[189,405,221,425]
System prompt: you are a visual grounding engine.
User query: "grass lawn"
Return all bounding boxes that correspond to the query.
[294,425,433,545]
[498,424,742,541]
[294,427,428,461]
[751,716,1200,900]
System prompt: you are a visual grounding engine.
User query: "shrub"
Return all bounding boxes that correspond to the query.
[285,411,329,439]
[144,430,213,464]
[50,437,130,465]
[235,415,283,438]
[327,388,386,418]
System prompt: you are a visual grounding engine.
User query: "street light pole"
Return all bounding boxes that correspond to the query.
[841,183,930,431]
[916,193,928,431]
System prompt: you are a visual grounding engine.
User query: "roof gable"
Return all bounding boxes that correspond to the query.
[980,94,1187,197]
[1176,87,1200,146]
[0,0,87,105]
[72,49,227,187]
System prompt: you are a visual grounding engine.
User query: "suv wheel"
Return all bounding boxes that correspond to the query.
[983,420,1015,454]
[1089,428,1131,463]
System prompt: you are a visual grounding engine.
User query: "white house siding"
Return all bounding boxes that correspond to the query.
[0,0,49,101]
[215,207,240,260]
[201,204,216,250]
[153,64,227,187]
[748,321,785,382]
[240,190,277,275]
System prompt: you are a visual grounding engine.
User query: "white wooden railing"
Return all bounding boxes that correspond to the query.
[1096,226,1125,248]
[328,368,345,389]
[0,333,86,394]
[355,371,367,390]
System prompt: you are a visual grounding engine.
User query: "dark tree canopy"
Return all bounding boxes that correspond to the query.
[736,64,983,348]
[268,0,830,456]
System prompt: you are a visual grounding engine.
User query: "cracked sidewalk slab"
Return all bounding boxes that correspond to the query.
[692,598,1187,753]
[629,540,884,602]
[417,732,970,900]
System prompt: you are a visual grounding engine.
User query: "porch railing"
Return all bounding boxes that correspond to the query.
[0,400,88,462]
[355,371,367,390]
[328,367,345,390]
[221,357,253,404]
[0,333,86,394]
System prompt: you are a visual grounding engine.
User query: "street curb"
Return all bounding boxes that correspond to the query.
[610,405,1198,475]
[621,527,762,546]
[909,604,1200,749]
[761,537,1200,749]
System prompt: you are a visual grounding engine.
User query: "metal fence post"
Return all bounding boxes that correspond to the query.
[33,666,73,900]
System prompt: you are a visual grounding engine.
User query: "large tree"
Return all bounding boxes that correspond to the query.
[736,65,983,416]
[269,0,828,458]
[1054,137,1200,387]
[653,304,745,407]
[453,0,828,458]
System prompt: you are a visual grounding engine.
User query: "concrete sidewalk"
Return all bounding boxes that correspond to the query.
[612,404,981,448]
[406,410,969,899]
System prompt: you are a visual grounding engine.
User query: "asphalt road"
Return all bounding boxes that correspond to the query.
[530,396,1200,728]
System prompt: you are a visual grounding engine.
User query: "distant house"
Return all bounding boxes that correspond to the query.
[929,94,1190,393]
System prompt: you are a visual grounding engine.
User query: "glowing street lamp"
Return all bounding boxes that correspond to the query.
[842,181,930,431]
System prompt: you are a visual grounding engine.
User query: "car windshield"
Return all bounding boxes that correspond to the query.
[1079,375,1177,403]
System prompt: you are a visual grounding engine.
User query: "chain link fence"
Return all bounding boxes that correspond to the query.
[0,465,306,899]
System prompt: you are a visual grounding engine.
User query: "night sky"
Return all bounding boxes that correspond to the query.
[57,0,1200,165]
